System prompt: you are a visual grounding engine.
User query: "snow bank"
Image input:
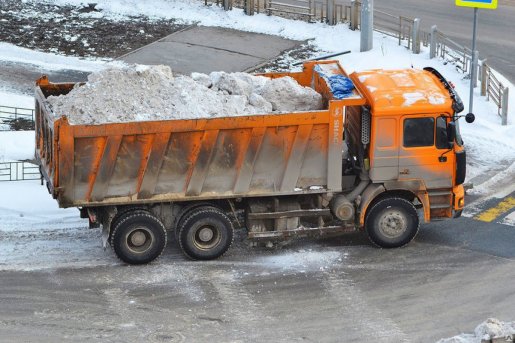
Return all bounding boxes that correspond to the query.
[0,131,35,162]
[46,65,323,124]
[0,42,110,72]
[437,318,515,343]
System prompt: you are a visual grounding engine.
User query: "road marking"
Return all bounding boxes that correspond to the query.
[474,197,515,222]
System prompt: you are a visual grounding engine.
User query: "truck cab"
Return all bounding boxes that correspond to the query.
[345,67,468,247]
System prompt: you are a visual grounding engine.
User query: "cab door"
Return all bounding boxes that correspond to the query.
[398,114,454,190]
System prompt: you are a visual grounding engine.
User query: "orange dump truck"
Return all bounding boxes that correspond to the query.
[35,61,472,264]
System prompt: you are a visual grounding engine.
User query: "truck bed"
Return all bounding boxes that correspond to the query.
[35,61,365,208]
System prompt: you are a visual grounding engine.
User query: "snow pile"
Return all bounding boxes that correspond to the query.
[437,318,515,343]
[46,65,323,124]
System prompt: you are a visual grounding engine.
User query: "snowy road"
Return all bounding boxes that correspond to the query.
[0,181,514,342]
[1,193,515,343]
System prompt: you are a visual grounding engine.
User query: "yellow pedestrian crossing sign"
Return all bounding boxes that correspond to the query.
[456,0,497,9]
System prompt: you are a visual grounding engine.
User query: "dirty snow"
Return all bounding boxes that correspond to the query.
[46,65,323,124]
[437,318,515,343]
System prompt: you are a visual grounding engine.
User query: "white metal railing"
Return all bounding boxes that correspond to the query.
[0,105,35,131]
[481,62,509,125]
[0,161,41,182]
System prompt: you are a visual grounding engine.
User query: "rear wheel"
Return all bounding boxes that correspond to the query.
[178,206,234,260]
[110,210,167,264]
[174,202,217,241]
[365,197,419,248]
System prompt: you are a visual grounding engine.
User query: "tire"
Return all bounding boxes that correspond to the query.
[365,197,419,248]
[173,202,217,241]
[178,207,234,260]
[110,210,167,264]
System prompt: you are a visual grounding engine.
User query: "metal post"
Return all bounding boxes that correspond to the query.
[501,87,509,126]
[412,18,421,54]
[469,7,478,114]
[480,60,488,96]
[429,25,437,59]
[223,0,230,11]
[245,0,255,15]
[327,0,335,25]
[472,50,479,88]
[350,0,359,30]
[360,0,373,52]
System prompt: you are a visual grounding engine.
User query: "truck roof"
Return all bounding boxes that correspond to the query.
[351,69,454,116]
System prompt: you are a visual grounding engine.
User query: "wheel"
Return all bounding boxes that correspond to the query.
[365,197,419,248]
[110,210,167,264]
[173,202,217,241]
[178,206,234,260]
[109,207,148,246]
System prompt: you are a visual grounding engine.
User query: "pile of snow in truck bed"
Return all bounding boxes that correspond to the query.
[46,65,324,124]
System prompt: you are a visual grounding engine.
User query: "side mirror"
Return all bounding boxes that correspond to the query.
[447,122,456,143]
[465,112,475,123]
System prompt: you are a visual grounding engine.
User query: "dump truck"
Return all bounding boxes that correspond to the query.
[35,60,473,264]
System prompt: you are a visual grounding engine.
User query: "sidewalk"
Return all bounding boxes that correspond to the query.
[119,25,302,74]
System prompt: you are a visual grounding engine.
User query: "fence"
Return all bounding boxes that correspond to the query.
[0,161,41,182]
[481,63,509,125]
[0,105,35,131]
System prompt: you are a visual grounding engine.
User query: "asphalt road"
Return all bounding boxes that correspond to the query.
[373,0,515,83]
[1,213,515,343]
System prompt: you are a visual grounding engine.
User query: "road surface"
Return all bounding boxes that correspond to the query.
[0,190,514,342]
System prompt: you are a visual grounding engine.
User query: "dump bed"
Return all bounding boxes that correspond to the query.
[35,61,365,208]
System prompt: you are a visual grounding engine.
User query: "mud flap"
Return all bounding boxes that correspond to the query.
[102,225,110,250]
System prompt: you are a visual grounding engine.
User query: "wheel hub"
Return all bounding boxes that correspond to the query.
[126,227,153,253]
[379,210,407,238]
[130,231,147,247]
[198,227,214,242]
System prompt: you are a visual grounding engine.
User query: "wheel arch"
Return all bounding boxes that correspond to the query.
[359,180,430,228]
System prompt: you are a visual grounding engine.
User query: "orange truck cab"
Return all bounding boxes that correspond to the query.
[348,67,469,230]
[35,60,472,264]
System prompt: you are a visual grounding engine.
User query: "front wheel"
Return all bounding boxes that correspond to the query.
[110,210,167,264]
[365,197,419,248]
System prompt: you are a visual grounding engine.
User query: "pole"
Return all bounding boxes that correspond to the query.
[360,0,373,52]
[469,7,478,114]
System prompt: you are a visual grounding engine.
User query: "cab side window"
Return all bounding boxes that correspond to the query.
[403,117,434,147]
[435,116,449,149]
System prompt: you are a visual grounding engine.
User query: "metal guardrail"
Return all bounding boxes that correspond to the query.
[481,63,509,125]
[429,27,472,74]
[428,26,509,125]
[0,105,35,131]
[0,161,41,182]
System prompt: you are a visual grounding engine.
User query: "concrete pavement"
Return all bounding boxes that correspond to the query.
[119,25,302,75]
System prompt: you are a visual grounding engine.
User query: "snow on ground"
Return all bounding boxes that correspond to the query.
[0,42,112,72]
[0,180,112,271]
[0,88,34,108]
[0,130,35,162]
